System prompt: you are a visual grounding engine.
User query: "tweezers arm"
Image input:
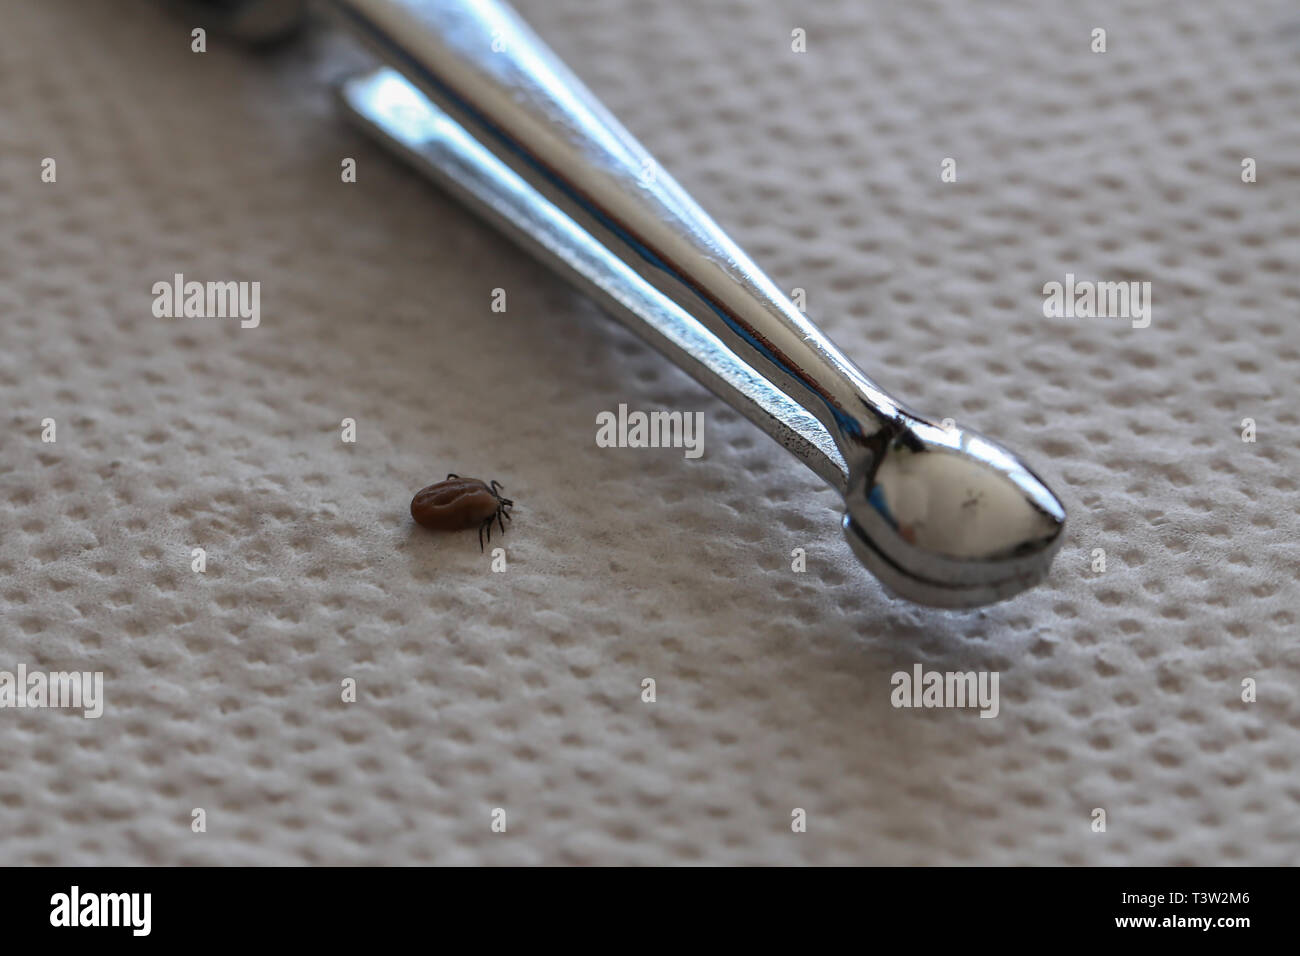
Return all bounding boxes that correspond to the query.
[338,67,848,488]
[324,0,902,473]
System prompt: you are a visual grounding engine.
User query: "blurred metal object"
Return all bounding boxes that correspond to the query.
[188,0,1067,607]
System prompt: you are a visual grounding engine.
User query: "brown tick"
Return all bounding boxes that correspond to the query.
[410,474,513,550]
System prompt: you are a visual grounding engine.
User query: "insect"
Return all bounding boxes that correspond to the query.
[410,474,513,550]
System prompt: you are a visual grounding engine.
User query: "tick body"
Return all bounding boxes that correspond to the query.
[411,474,513,550]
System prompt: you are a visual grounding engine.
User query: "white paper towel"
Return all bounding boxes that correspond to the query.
[0,0,1296,864]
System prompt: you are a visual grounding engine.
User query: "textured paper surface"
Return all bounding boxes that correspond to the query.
[1,0,1297,865]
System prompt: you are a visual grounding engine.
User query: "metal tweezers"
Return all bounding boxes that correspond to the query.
[190,0,1066,607]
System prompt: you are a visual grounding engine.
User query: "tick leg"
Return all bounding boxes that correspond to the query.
[490,480,504,495]
[497,508,506,534]
[478,522,485,551]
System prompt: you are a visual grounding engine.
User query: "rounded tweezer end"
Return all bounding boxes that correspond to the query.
[841,417,1066,609]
